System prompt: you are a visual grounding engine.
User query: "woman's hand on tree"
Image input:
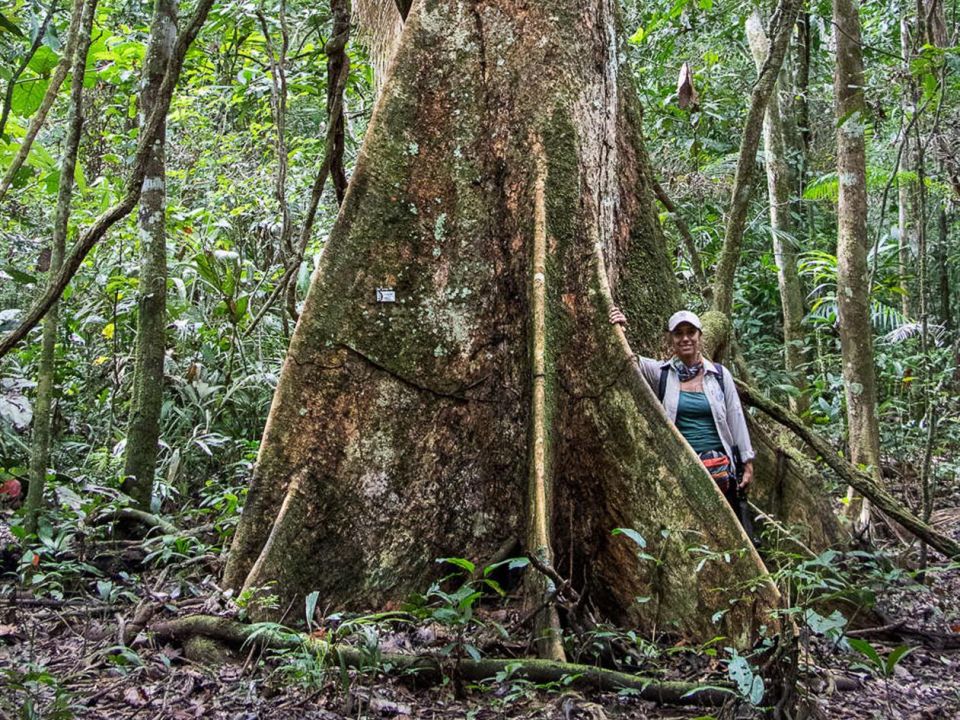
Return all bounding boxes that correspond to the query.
[609,306,628,327]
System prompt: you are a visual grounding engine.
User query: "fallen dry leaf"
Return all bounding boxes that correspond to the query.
[0,624,18,638]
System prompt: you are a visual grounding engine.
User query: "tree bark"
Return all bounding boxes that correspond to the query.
[354,0,403,95]
[223,0,780,648]
[711,0,803,317]
[745,11,809,417]
[24,0,97,533]
[121,0,178,511]
[833,0,881,532]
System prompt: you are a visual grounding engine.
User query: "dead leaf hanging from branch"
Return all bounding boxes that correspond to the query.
[677,62,699,110]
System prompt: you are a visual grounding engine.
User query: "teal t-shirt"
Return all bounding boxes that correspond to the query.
[674,390,724,455]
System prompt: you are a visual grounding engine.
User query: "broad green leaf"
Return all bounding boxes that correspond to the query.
[3,265,37,284]
[437,557,475,574]
[0,13,24,37]
[847,637,882,667]
[884,645,915,675]
[727,653,754,697]
[28,46,59,75]
[11,77,49,117]
[304,590,320,626]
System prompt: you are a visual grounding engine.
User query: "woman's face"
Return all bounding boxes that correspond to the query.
[671,323,702,363]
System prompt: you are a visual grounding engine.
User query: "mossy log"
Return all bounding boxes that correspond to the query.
[223,0,780,647]
[736,380,960,559]
[150,614,735,706]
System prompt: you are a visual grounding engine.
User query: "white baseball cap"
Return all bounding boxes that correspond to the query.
[667,310,702,332]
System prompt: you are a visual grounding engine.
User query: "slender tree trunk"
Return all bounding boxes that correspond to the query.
[223,0,780,648]
[833,0,881,532]
[922,0,948,46]
[915,129,934,570]
[746,12,809,417]
[328,0,351,203]
[121,0,178,510]
[794,12,811,159]
[711,0,803,317]
[898,18,917,319]
[938,205,951,331]
[793,12,817,245]
[25,0,98,532]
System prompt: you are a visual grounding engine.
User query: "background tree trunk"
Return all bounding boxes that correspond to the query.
[834,0,882,532]
[711,0,803,317]
[355,0,403,95]
[746,11,809,417]
[121,0,178,510]
[898,18,917,319]
[25,0,97,532]
[223,0,780,647]
[937,204,951,331]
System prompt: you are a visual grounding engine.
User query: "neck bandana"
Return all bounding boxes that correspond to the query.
[672,357,703,382]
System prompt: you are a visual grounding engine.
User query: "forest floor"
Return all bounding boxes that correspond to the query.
[2,482,960,719]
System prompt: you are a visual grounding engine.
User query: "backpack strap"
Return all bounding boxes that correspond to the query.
[657,366,669,403]
[714,362,726,397]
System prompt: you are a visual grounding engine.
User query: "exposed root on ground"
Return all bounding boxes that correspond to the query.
[150,614,736,707]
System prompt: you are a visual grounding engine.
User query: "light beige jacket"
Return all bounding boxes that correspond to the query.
[637,356,755,464]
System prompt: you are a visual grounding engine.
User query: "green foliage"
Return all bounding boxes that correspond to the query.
[847,638,915,678]
[0,663,77,720]
[726,649,765,706]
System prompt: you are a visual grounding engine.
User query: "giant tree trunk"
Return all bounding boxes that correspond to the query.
[746,12,809,417]
[834,0,881,531]
[122,0,178,510]
[223,0,780,647]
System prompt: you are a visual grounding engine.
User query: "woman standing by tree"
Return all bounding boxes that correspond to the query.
[610,308,755,505]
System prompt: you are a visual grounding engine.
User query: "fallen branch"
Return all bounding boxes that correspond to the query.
[97,507,178,535]
[735,379,960,559]
[847,615,960,651]
[151,614,735,706]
